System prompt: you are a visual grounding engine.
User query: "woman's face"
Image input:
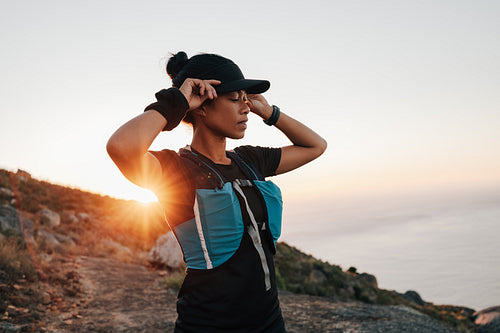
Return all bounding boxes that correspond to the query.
[201,90,250,139]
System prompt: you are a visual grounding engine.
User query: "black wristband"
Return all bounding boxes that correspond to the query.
[263,105,280,126]
[144,88,190,131]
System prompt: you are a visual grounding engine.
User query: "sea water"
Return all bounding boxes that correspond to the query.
[280,185,500,311]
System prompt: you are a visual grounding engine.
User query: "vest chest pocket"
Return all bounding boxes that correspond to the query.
[254,180,283,244]
[176,182,245,269]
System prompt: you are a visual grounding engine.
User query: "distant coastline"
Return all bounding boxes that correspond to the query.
[281,184,500,310]
[1,168,499,332]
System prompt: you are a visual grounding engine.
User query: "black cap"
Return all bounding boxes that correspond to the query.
[168,52,270,94]
[197,61,270,94]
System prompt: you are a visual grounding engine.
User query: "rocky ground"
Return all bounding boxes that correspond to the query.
[281,295,458,333]
[2,170,498,332]
[41,256,459,333]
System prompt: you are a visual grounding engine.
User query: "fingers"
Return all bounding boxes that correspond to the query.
[203,80,220,100]
[188,79,220,99]
[179,78,222,110]
[199,82,205,97]
[206,79,221,86]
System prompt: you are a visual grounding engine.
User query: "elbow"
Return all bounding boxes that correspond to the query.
[106,137,119,160]
[106,136,128,164]
[314,137,328,158]
[319,137,328,155]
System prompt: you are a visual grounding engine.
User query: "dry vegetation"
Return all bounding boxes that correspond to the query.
[0,169,169,330]
[0,168,483,332]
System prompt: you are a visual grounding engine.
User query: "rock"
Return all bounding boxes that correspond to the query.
[148,231,183,269]
[37,230,62,247]
[0,187,14,205]
[0,204,22,235]
[0,322,25,333]
[38,253,53,263]
[59,312,73,320]
[76,212,91,223]
[54,233,76,246]
[280,293,458,333]
[307,269,327,284]
[0,208,36,244]
[480,316,500,333]
[61,211,79,224]
[103,239,132,256]
[402,290,425,306]
[474,305,500,325]
[41,291,52,305]
[16,169,31,180]
[39,208,60,227]
[358,272,378,288]
[390,304,426,316]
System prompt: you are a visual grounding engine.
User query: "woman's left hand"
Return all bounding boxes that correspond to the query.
[246,94,273,120]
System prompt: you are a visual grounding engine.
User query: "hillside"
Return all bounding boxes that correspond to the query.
[0,168,495,332]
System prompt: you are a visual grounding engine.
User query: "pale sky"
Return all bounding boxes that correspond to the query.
[1,0,499,204]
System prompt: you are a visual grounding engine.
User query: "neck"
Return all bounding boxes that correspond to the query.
[190,129,231,165]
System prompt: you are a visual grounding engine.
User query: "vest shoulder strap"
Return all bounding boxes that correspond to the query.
[227,150,263,181]
[178,147,264,186]
[178,148,225,188]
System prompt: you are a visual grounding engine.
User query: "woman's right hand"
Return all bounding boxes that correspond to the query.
[179,79,221,110]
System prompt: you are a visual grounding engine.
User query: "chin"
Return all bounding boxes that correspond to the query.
[228,131,246,140]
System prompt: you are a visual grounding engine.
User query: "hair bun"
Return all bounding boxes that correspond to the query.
[167,51,189,80]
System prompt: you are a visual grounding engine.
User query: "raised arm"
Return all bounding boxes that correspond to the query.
[246,95,327,175]
[106,79,219,189]
[106,111,166,189]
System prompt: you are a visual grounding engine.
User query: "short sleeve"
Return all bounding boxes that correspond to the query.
[148,149,195,226]
[234,145,282,178]
[149,149,179,177]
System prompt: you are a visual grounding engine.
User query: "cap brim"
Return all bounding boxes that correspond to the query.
[215,79,270,94]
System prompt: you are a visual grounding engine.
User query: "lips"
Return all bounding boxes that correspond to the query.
[237,119,248,129]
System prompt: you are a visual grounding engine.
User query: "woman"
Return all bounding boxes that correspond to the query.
[107,51,327,332]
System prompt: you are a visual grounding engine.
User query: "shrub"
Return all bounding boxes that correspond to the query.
[0,236,37,283]
[0,169,11,188]
[163,271,186,292]
[274,242,350,298]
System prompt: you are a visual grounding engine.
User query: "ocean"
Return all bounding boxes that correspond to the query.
[280,185,500,311]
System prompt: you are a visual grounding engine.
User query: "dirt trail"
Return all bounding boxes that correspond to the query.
[44,256,457,333]
[46,256,177,332]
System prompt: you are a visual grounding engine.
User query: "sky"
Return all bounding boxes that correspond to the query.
[1,0,499,205]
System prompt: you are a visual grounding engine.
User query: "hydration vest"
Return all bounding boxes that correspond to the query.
[172,146,283,290]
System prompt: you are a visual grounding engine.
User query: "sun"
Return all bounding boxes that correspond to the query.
[128,187,158,203]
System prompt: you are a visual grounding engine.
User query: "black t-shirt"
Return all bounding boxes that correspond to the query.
[150,145,286,333]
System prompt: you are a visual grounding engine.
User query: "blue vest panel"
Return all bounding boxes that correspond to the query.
[174,183,245,269]
[254,180,283,243]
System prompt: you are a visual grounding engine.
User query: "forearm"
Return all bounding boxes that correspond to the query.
[256,105,327,175]
[274,112,327,151]
[258,104,327,150]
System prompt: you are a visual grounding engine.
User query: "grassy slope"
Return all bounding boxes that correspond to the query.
[0,169,478,331]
